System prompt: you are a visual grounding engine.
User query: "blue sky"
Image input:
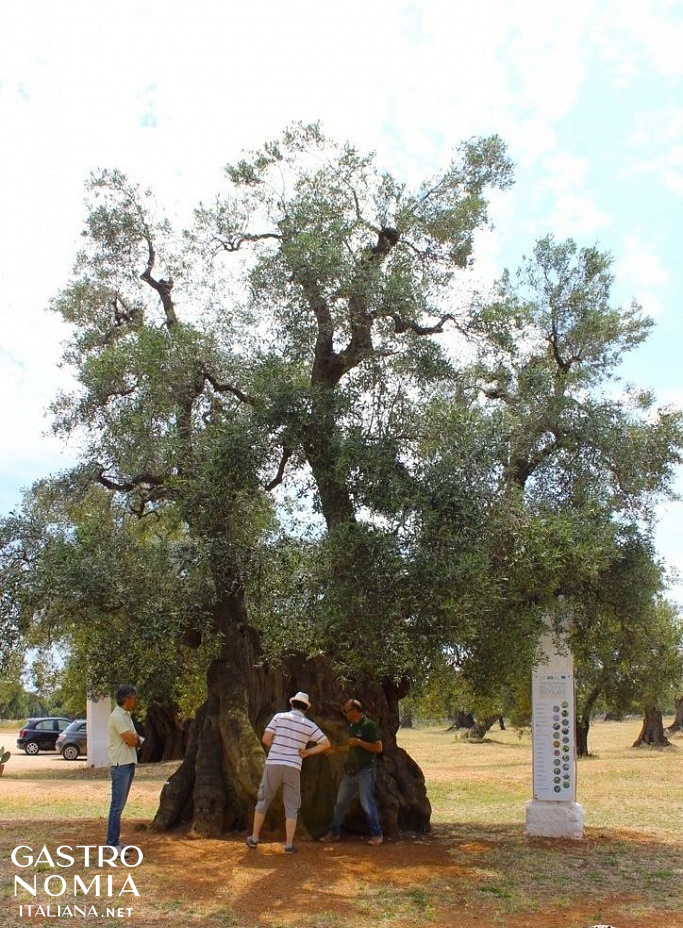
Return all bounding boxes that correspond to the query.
[1,0,681,595]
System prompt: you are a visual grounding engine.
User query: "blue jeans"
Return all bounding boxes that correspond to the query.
[330,766,382,837]
[106,764,135,847]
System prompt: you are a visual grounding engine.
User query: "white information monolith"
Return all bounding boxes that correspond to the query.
[525,621,584,839]
[86,696,111,767]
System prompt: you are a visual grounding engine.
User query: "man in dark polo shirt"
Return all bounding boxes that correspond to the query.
[320,698,383,845]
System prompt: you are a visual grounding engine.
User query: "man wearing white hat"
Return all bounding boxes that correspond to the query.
[246,691,330,854]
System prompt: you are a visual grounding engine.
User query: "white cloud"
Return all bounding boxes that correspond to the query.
[534,152,612,238]
[540,152,591,191]
[547,194,612,239]
[1,341,78,509]
[628,104,683,148]
[621,145,683,198]
[501,0,593,120]
[591,0,683,84]
[656,498,683,599]
[615,232,670,317]
[624,104,683,195]
[507,120,559,170]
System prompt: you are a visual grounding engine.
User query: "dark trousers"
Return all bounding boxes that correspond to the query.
[330,766,382,837]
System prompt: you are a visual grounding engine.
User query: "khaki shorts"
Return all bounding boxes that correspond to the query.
[255,764,301,819]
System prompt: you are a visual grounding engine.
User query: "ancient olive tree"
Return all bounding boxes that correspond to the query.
[40,126,513,836]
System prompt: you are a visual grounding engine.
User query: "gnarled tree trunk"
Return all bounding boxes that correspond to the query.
[632,703,673,748]
[447,711,474,731]
[575,718,589,759]
[467,714,499,740]
[292,377,432,835]
[399,705,414,728]
[151,572,284,837]
[140,702,190,763]
[152,268,434,839]
[297,671,431,837]
[152,597,431,838]
[576,683,602,758]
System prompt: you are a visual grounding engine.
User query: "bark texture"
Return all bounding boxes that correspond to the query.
[297,674,431,837]
[140,702,190,763]
[151,573,280,838]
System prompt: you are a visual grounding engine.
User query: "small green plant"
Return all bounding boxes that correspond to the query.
[0,746,10,764]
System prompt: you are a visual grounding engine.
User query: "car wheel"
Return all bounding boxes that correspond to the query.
[24,741,40,755]
[62,744,80,761]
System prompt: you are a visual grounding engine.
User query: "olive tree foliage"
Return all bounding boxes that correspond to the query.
[0,478,218,711]
[388,235,683,719]
[473,236,681,509]
[404,650,530,731]
[37,163,283,651]
[570,532,682,749]
[0,651,48,719]
[5,128,681,700]
[183,123,515,680]
[472,239,683,730]
[0,126,518,835]
[1,125,515,701]
[186,126,682,718]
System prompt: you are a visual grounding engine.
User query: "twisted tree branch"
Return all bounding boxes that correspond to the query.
[264,447,293,492]
[201,369,255,406]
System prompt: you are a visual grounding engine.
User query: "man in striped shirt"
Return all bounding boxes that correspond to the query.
[246,691,330,854]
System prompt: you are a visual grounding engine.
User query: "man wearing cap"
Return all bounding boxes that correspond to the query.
[246,691,330,854]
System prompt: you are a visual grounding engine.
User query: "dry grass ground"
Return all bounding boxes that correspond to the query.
[0,719,681,928]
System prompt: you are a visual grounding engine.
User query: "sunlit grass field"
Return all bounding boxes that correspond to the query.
[402,719,683,837]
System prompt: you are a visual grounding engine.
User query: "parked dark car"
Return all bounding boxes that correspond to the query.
[56,719,87,760]
[17,717,72,755]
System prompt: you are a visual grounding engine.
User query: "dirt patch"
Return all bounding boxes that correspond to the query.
[2,814,681,928]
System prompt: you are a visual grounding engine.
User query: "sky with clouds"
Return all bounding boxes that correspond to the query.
[1,0,681,595]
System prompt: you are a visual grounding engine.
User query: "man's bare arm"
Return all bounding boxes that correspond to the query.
[300,737,331,758]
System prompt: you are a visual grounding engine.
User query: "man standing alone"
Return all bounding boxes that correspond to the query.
[106,684,143,851]
[246,691,330,855]
[320,698,383,845]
